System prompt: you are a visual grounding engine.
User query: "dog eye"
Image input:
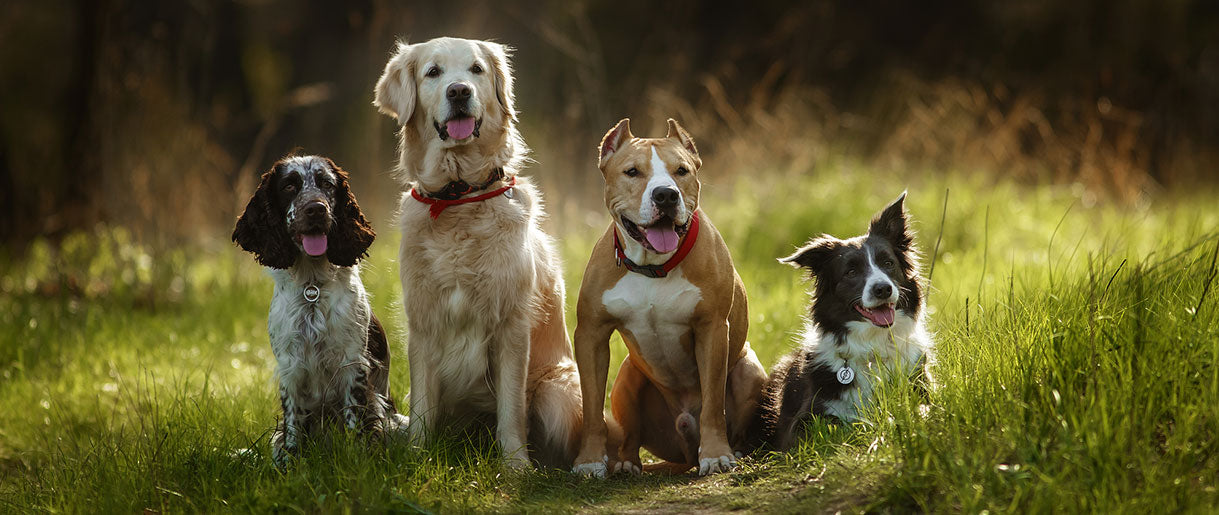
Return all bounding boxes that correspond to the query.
[884,259,895,267]
[470,63,484,74]
[676,167,689,176]
[282,184,297,193]
[624,168,640,177]
[319,181,333,190]
[425,66,441,78]
[845,268,857,278]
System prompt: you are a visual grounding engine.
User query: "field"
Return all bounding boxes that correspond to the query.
[1,164,1217,513]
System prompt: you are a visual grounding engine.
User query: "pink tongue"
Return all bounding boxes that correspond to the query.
[645,227,681,253]
[301,234,328,256]
[446,118,476,140]
[856,305,896,327]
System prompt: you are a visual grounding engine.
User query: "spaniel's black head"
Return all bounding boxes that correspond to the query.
[232,155,375,269]
[780,192,922,336]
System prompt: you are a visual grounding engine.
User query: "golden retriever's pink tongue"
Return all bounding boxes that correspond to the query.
[301,234,328,256]
[446,118,476,140]
[645,227,680,253]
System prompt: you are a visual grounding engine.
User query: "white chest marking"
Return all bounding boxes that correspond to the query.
[602,269,702,388]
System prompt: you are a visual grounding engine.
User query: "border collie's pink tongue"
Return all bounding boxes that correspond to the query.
[645,226,680,253]
[301,234,328,256]
[855,304,896,327]
[446,118,476,140]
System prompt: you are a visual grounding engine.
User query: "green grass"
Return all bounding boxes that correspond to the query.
[2,164,1218,512]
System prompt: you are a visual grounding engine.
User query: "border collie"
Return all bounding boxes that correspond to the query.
[752,192,934,451]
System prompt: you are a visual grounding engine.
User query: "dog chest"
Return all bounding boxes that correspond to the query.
[601,270,702,387]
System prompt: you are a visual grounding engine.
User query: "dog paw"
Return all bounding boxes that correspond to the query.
[698,454,737,476]
[613,459,642,475]
[572,455,609,478]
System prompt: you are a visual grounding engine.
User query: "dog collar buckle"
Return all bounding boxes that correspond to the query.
[303,284,320,303]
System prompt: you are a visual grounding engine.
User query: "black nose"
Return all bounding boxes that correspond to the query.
[304,201,327,219]
[447,82,471,101]
[651,187,680,208]
[870,283,893,300]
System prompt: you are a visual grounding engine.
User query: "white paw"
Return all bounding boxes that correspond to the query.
[613,460,642,475]
[572,455,609,478]
[698,454,737,476]
[504,449,531,470]
[734,451,744,459]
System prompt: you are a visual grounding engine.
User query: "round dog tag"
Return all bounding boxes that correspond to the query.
[836,365,855,385]
[303,284,320,303]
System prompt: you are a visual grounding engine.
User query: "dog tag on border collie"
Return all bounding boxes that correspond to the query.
[836,365,855,385]
[303,284,320,303]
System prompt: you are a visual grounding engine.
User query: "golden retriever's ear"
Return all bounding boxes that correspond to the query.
[598,118,633,169]
[478,41,516,122]
[374,42,416,125]
[665,119,700,166]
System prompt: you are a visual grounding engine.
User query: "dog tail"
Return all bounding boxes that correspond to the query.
[527,359,584,468]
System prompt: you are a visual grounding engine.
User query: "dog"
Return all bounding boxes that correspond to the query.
[232,155,406,467]
[751,193,934,452]
[373,37,589,469]
[571,118,768,477]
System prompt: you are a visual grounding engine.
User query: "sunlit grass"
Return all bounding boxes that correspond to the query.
[1,164,1217,512]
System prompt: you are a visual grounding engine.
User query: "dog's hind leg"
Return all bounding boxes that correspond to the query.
[725,345,767,453]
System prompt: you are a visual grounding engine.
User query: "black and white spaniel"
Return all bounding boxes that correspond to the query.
[232,155,405,467]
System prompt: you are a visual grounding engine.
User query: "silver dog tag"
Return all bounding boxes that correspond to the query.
[836,365,855,385]
[503,188,514,199]
[303,284,320,303]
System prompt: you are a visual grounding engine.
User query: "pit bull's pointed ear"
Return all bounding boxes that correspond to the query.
[374,41,417,125]
[780,235,842,275]
[869,191,913,252]
[666,119,699,158]
[598,118,633,168]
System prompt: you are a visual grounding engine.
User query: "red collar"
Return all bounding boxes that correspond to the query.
[410,175,516,220]
[613,212,700,278]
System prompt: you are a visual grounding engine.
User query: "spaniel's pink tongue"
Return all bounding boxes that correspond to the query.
[301,234,328,256]
[645,227,680,253]
[446,118,476,140]
[855,304,896,327]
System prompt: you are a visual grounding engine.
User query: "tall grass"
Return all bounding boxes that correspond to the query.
[1,163,1216,512]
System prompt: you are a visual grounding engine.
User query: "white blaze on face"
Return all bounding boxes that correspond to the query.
[862,246,899,308]
[638,147,683,224]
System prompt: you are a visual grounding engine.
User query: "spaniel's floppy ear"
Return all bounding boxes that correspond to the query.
[478,41,516,123]
[869,191,914,252]
[324,160,375,267]
[598,118,633,169]
[233,164,297,269]
[780,235,842,276]
[665,118,701,169]
[374,41,417,125]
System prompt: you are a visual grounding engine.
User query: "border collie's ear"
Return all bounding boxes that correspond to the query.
[478,41,516,123]
[233,164,297,269]
[374,41,417,125]
[869,191,913,251]
[324,159,375,267]
[780,236,841,274]
[599,118,633,169]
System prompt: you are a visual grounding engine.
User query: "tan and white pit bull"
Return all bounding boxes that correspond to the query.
[571,119,768,477]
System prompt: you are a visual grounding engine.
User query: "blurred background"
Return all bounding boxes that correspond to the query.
[2,0,1218,250]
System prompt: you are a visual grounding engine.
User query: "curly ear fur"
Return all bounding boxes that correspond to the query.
[233,165,297,269]
[325,160,375,267]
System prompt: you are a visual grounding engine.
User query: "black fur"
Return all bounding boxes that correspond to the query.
[232,163,297,269]
[322,158,376,267]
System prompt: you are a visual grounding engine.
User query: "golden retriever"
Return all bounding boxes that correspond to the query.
[373,37,585,469]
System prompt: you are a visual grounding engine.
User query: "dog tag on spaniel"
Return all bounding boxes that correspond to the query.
[836,365,855,385]
[303,284,320,303]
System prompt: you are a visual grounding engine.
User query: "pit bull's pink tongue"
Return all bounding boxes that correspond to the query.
[645,227,680,253]
[856,304,896,327]
[446,118,476,140]
[301,234,328,256]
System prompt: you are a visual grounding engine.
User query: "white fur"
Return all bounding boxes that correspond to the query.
[862,247,900,308]
[638,147,685,225]
[601,269,702,391]
[800,312,933,422]
[266,258,397,466]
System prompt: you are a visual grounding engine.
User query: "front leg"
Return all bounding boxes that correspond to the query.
[273,382,304,468]
[693,318,735,476]
[572,316,615,478]
[493,321,532,469]
[405,335,437,446]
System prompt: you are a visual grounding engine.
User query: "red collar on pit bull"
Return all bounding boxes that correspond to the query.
[613,211,700,278]
[410,169,515,220]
